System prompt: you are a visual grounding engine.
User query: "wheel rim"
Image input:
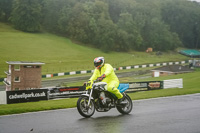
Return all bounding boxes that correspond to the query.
[80,98,94,115]
[121,98,132,112]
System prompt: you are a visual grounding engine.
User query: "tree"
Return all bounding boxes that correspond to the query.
[117,12,142,51]
[10,0,42,32]
[0,0,13,22]
[161,0,200,49]
[58,6,72,34]
[89,1,117,52]
[94,18,117,52]
[42,0,75,33]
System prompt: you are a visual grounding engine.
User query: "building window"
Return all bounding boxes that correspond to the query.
[14,65,20,71]
[24,65,34,68]
[14,76,20,82]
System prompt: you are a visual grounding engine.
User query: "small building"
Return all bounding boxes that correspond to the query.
[146,47,153,53]
[4,61,45,91]
[191,59,200,68]
[151,65,193,77]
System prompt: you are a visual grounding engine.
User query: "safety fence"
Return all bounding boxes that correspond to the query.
[0,79,182,104]
[41,60,191,78]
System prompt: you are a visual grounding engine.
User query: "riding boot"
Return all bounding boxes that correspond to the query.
[117,95,125,105]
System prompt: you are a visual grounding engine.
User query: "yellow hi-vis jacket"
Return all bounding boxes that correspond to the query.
[89,63,123,99]
[89,63,119,84]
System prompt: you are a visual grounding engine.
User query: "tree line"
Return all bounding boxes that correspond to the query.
[0,0,200,52]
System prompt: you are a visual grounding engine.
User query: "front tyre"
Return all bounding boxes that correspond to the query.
[116,94,133,114]
[77,96,95,118]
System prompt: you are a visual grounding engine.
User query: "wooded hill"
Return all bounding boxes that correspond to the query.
[1,0,200,52]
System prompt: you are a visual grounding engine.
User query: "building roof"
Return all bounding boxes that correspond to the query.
[151,65,193,73]
[179,49,200,58]
[6,61,45,65]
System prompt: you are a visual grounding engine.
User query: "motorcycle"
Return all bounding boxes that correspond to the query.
[77,81,133,118]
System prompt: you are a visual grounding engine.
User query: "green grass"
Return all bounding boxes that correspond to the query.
[0,98,78,116]
[0,70,199,116]
[0,22,189,79]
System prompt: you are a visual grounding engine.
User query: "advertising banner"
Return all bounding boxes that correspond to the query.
[6,89,48,104]
[48,86,86,99]
[127,81,163,92]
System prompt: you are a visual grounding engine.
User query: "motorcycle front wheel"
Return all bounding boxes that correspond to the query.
[77,96,95,118]
[116,94,133,114]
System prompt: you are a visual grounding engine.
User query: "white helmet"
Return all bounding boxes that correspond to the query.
[94,57,105,69]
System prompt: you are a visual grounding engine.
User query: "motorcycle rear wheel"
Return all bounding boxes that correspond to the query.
[116,94,132,114]
[77,96,95,118]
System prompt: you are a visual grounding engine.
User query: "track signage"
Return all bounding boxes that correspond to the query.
[6,89,48,104]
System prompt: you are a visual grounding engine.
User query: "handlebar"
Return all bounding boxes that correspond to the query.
[83,79,100,88]
[93,79,100,83]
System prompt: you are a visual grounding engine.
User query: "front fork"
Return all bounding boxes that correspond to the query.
[87,88,93,107]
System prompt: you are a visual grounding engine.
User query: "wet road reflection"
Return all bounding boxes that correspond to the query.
[77,114,133,133]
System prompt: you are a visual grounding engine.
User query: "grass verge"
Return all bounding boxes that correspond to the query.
[0,98,78,116]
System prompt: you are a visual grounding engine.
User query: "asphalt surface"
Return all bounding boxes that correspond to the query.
[1,94,200,133]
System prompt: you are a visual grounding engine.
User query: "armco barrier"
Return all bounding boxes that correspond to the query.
[126,81,163,92]
[48,79,183,99]
[0,79,183,104]
[48,86,85,99]
[41,60,191,78]
[48,81,164,99]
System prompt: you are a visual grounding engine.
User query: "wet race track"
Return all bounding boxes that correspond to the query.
[1,94,200,133]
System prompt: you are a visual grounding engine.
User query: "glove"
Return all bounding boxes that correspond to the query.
[86,80,93,90]
[97,74,106,81]
[83,82,87,86]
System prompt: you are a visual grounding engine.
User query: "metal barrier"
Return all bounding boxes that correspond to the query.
[41,60,191,78]
[48,86,85,99]
[48,81,164,99]
[0,79,182,104]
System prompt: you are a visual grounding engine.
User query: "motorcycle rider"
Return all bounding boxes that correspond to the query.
[86,57,124,104]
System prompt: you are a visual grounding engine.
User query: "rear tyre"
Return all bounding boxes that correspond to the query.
[77,96,95,118]
[116,94,132,114]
